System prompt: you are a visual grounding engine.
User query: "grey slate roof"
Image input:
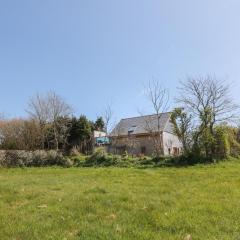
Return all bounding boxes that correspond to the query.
[111,112,172,136]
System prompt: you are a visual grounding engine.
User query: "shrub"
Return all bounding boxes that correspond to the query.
[84,150,134,167]
[0,150,72,168]
[69,147,81,157]
[0,151,6,167]
[4,151,32,167]
[122,151,128,159]
[47,150,69,166]
[70,155,87,166]
[84,149,110,167]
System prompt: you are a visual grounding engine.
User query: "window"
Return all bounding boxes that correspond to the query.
[168,148,171,155]
[173,147,179,156]
[116,146,127,155]
[141,146,146,155]
[128,125,137,135]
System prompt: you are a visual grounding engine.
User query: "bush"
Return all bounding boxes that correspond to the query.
[0,151,6,167]
[83,150,153,168]
[0,150,72,168]
[84,150,114,167]
[4,151,32,167]
[70,155,87,167]
[1,149,233,169]
[47,150,72,167]
[69,147,81,157]
[84,149,134,167]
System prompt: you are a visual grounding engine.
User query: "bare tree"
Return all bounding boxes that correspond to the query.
[0,119,25,149]
[27,93,48,149]
[126,132,139,157]
[0,119,42,150]
[27,94,48,123]
[102,103,114,134]
[178,76,238,122]
[46,91,73,150]
[27,91,73,150]
[177,75,239,158]
[109,121,124,155]
[22,119,43,150]
[144,79,169,156]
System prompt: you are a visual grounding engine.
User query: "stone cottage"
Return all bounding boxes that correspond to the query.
[109,112,182,156]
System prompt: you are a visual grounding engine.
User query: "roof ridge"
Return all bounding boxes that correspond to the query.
[121,112,172,121]
[162,114,172,132]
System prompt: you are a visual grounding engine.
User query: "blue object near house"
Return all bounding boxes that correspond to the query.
[95,137,110,145]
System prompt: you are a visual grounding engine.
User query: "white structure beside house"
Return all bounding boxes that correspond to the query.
[93,130,107,139]
[93,130,110,147]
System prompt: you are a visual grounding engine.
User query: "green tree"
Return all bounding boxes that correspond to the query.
[94,117,105,131]
[171,108,192,155]
[68,115,93,154]
[177,76,238,160]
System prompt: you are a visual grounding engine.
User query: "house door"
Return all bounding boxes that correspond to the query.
[141,146,146,155]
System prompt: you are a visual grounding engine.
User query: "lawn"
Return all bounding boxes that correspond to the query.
[1,161,240,240]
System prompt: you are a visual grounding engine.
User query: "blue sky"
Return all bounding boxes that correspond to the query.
[0,0,240,122]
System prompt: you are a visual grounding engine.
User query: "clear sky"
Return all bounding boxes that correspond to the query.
[0,0,240,122]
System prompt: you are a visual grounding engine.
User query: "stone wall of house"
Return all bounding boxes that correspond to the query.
[109,132,182,156]
[109,134,160,156]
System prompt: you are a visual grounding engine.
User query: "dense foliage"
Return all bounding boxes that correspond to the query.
[172,108,240,163]
[0,115,104,154]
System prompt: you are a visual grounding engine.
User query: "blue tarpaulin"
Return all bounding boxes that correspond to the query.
[95,137,110,144]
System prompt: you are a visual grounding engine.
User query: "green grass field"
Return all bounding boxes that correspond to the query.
[1,161,240,240]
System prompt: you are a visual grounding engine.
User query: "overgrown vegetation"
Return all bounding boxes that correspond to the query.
[0,150,72,167]
[69,148,223,168]
[0,149,210,168]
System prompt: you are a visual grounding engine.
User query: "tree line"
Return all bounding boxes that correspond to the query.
[0,76,240,163]
[0,91,105,154]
